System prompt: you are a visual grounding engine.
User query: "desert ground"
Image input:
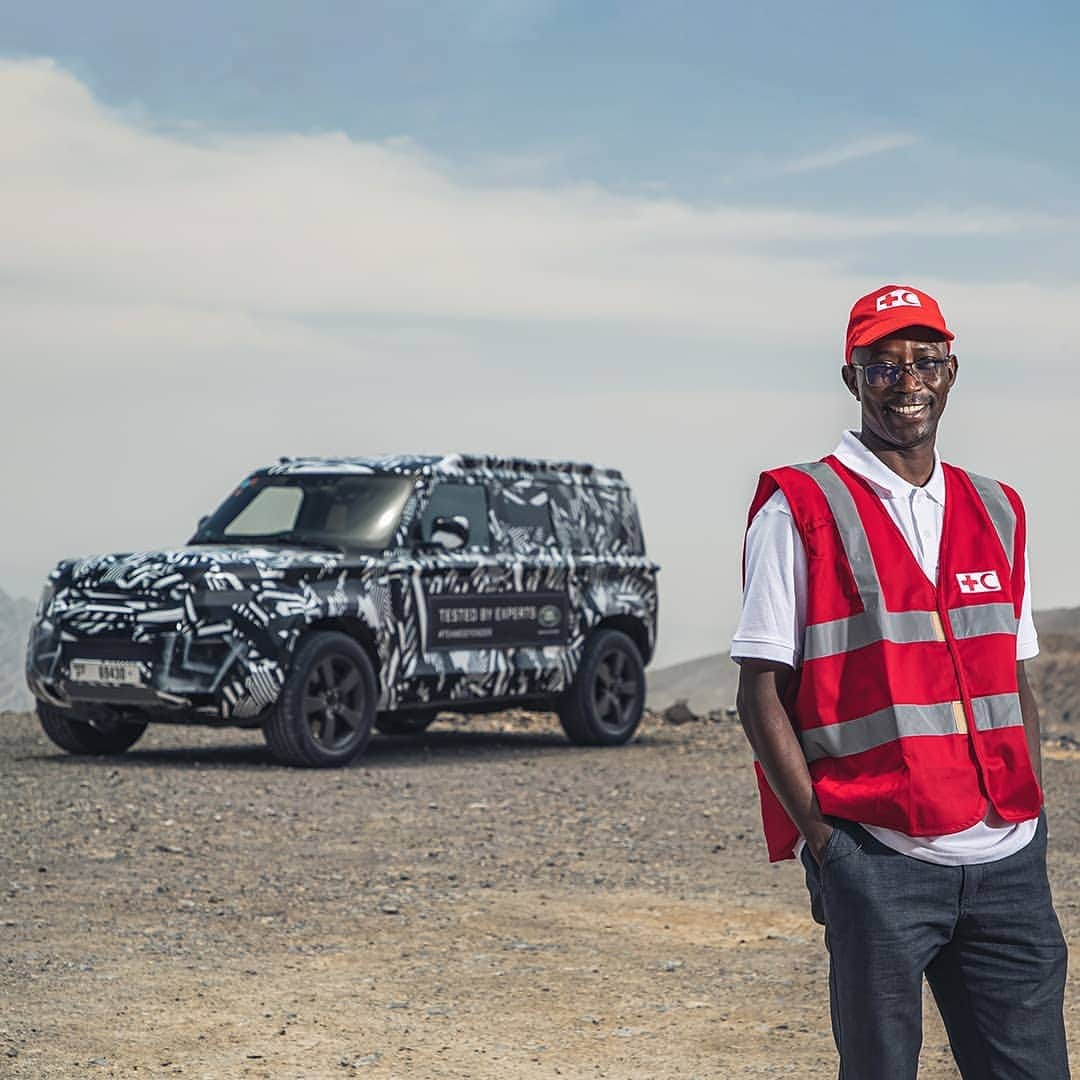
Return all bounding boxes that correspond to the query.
[3,705,1080,1080]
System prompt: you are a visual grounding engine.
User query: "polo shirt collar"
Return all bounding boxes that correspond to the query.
[832,430,945,504]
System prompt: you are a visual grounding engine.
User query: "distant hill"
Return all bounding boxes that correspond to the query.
[1027,610,1080,730]
[0,587,34,712]
[647,609,1080,726]
[1032,607,1080,637]
[646,652,739,714]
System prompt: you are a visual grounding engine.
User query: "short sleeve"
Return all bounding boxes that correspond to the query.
[731,490,808,667]
[1017,545,1038,662]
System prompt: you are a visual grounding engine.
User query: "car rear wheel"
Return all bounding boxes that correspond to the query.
[557,629,645,746]
[263,631,376,767]
[37,702,148,755]
[375,711,435,735]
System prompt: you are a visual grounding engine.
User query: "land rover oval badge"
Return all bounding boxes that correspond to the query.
[537,604,562,629]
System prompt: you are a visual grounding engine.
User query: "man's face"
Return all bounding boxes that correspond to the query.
[841,327,957,451]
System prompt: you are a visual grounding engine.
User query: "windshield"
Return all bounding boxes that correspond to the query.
[191,474,415,552]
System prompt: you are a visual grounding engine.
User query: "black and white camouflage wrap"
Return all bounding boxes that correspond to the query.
[27,454,658,724]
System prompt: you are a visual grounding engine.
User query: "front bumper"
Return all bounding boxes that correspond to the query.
[26,618,282,720]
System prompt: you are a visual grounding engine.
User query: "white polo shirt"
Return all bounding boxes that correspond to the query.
[732,431,1038,865]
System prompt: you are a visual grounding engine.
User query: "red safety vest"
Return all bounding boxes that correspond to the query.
[745,455,1042,862]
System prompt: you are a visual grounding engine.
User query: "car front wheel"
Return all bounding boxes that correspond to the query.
[557,629,645,746]
[263,631,377,767]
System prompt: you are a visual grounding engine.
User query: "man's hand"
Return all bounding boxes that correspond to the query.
[736,659,833,859]
[804,818,835,866]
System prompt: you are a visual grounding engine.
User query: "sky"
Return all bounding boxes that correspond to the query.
[2,1,1079,667]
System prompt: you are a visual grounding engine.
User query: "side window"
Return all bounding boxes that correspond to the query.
[494,480,557,551]
[546,482,644,555]
[546,481,590,553]
[420,482,490,550]
[618,490,646,555]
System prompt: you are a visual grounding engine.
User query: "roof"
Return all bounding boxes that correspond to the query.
[263,454,625,482]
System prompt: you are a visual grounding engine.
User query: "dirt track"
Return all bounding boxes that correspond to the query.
[3,709,1079,1079]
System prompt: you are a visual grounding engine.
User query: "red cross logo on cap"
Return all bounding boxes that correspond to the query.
[876,288,922,312]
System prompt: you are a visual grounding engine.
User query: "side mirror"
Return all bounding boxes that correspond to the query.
[197,515,210,531]
[429,515,470,551]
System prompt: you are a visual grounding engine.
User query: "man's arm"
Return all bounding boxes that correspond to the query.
[1017,659,1043,789]
[737,658,834,863]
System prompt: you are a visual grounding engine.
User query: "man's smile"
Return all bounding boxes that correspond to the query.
[886,401,932,418]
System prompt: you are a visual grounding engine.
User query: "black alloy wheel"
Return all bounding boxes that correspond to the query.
[263,631,376,767]
[557,629,645,746]
[37,702,148,755]
[593,647,639,730]
[304,654,367,750]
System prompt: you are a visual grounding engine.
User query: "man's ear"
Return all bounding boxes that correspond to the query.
[842,364,860,401]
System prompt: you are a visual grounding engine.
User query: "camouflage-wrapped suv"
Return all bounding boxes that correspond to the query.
[27,454,659,766]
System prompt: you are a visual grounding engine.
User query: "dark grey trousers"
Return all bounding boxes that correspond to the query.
[801,812,1069,1080]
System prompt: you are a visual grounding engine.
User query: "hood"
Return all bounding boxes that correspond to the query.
[54,545,351,594]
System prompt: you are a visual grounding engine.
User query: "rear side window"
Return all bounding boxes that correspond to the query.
[617,490,646,555]
[546,482,645,555]
[494,481,557,550]
[420,482,490,550]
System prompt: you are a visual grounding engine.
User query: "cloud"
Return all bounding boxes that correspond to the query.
[1,59,1073,349]
[779,133,920,175]
[3,58,1080,665]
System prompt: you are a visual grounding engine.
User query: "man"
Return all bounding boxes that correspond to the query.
[732,284,1069,1079]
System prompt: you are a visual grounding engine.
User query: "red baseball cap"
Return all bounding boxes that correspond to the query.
[845,284,954,363]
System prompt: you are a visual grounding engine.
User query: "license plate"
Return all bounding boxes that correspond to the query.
[69,660,146,687]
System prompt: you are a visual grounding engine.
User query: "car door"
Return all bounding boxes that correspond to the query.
[389,473,572,706]
[390,477,506,705]
[485,474,574,695]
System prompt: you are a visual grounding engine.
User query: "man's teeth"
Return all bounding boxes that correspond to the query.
[890,404,928,415]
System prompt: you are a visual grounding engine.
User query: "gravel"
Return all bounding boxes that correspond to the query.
[3,706,1079,1078]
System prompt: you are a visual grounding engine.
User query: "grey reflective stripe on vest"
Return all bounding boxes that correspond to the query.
[966,471,1016,567]
[792,462,1017,661]
[948,602,1018,640]
[804,609,942,661]
[971,692,1024,732]
[801,693,1023,762]
[793,461,943,659]
[792,461,882,610]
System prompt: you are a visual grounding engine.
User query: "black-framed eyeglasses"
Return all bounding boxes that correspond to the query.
[852,356,954,388]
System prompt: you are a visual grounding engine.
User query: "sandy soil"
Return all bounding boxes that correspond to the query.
[3,709,1079,1079]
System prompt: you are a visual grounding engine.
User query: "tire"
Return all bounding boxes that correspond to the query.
[263,631,377,767]
[37,702,147,756]
[558,629,646,746]
[375,711,435,735]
